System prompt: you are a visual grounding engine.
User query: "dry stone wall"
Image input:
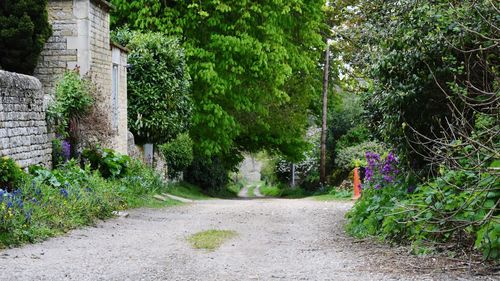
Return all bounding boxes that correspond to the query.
[0,71,52,168]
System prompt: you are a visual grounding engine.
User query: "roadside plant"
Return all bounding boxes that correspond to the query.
[159,133,194,179]
[81,146,130,179]
[0,157,25,192]
[47,71,94,159]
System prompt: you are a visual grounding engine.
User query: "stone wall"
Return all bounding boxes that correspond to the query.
[0,71,52,168]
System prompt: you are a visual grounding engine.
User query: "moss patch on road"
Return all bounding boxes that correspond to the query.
[188,230,238,251]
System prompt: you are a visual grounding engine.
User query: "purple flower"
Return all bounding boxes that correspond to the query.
[62,140,71,161]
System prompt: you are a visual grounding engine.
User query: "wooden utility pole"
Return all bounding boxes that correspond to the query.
[320,42,330,185]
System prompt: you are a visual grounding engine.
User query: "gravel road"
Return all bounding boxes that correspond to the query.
[0,198,496,281]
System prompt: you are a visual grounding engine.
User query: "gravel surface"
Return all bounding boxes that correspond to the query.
[0,198,496,281]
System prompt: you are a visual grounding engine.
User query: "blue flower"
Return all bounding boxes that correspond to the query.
[60,188,69,198]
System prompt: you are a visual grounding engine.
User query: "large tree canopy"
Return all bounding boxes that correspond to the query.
[337,0,499,169]
[110,0,327,165]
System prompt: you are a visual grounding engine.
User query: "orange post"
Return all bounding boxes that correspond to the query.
[352,168,361,200]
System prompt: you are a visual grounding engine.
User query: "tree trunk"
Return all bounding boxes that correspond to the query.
[320,43,330,185]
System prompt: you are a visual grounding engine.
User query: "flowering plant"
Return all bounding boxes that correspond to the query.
[363,151,400,189]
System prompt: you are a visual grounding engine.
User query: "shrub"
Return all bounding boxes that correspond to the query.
[47,71,94,138]
[0,0,52,74]
[260,157,278,186]
[346,151,499,260]
[112,28,192,144]
[159,133,193,179]
[117,160,165,197]
[335,125,370,151]
[51,139,71,167]
[335,141,386,171]
[0,162,121,246]
[0,157,25,192]
[184,156,228,194]
[81,146,130,179]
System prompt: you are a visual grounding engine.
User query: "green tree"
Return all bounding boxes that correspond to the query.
[340,0,499,169]
[112,30,192,144]
[110,0,327,168]
[0,0,52,74]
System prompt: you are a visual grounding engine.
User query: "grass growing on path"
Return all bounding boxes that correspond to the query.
[188,230,238,251]
[247,185,256,197]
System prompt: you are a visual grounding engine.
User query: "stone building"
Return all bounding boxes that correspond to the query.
[34,0,128,154]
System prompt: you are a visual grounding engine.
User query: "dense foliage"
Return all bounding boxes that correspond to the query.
[81,146,131,179]
[47,71,94,137]
[112,30,192,144]
[159,133,193,179]
[110,0,327,167]
[0,0,52,74]
[343,0,499,168]
[0,155,173,247]
[341,0,499,260]
[184,156,229,194]
[0,157,25,192]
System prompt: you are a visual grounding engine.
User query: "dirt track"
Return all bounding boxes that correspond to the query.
[0,198,496,281]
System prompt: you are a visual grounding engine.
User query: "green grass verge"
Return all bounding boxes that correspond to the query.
[187,230,238,251]
[259,184,281,197]
[247,185,256,197]
[310,189,352,201]
[167,182,213,200]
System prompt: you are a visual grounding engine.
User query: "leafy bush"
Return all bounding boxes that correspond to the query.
[81,147,130,179]
[0,157,25,192]
[259,184,281,197]
[184,156,228,194]
[335,125,370,151]
[346,151,499,260]
[336,141,386,171]
[112,28,192,144]
[1,162,120,246]
[47,71,94,138]
[159,133,193,179]
[0,155,174,247]
[51,139,71,167]
[0,0,52,74]
[260,157,278,186]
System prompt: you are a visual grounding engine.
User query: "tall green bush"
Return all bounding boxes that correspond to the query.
[112,29,192,144]
[159,133,193,179]
[0,0,52,74]
[184,156,228,194]
[47,71,94,137]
